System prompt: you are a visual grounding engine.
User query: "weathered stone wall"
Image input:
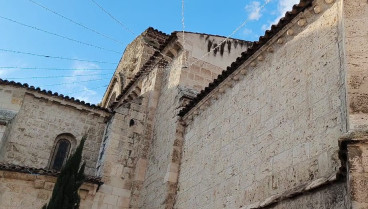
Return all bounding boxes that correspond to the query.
[101,28,168,108]
[262,182,348,209]
[89,97,150,209]
[347,142,368,209]
[343,0,368,130]
[0,86,25,112]
[181,33,252,69]
[177,0,346,208]
[339,131,368,209]
[0,91,109,176]
[139,54,184,209]
[138,34,253,208]
[0,170,98,209]
[0,86,26,155]
[101,36,147,108]
[180,54,224,92]
[178,33,252,92]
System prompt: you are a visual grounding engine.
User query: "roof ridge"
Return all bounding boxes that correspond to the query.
[146,27,170,37]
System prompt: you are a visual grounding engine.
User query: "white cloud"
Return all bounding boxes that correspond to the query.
[62,61,105,104]
[0,69,8,77]
[72,86,99,104]
[245,1,262,20]
[66,61,101,83]
[278,0,299,17]
[271,0,300,26]
[243,28,253,35]
[261,24,269,31]
[0,53,26,79]
[260,0,299,32]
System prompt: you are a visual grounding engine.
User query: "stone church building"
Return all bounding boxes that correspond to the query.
[0,0,368,208]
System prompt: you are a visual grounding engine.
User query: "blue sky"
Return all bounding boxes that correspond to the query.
[0,0,298,104]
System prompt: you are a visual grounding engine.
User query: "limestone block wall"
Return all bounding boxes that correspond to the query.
[177,33,252,92]
[180,53,224,92]
[129,67,165,208]
[1,92,109,176]
[88,98,149,209]
[0,126,5,147]
[0,86,26,155]
[180,33,252,69]
[0,86,25,112]
[343,0,368,130]
[176,0,347,208]
[261,182,348,209]
[139,33,251,209]
[101,36,147,108]
[138,56,182,209]
[101,28,168,108]
[338,131,368,209]
[0,170,99,209]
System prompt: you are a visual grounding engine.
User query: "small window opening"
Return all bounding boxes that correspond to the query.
[129,119,135,127]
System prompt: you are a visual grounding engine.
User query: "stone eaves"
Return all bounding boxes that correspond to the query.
[110,31,179,109]
[0,163,103,185]
[102,27,170,106]
[0,79,110,113]
[178,0,314,117]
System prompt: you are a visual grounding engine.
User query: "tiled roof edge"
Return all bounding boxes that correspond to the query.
[0,79,111,113]
[0,163,103,185]
[178,0,313,117]
[146,27,170,37]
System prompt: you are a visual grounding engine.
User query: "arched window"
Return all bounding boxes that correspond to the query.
[49,134,75,171]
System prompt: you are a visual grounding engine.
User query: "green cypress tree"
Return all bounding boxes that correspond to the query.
[43,136,87,209]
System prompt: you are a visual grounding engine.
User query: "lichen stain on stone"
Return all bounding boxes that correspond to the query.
[348,146,364,173]
[349,146,363,159]
[350,94,368,113]
[350,178,368,201]
[349,75,364,89]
